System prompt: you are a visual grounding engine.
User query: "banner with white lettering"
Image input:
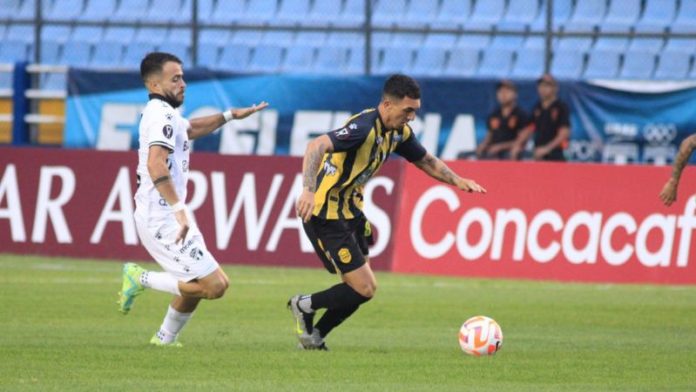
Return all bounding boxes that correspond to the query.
[392,160,696,284]
[64,70,696,164]
[0,148,402,270]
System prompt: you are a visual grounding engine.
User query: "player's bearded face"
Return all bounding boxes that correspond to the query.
[387,96,420,129]
[160,61,186,108]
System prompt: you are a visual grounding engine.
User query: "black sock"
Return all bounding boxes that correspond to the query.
[314,304,360,338]
[310,283,371,310]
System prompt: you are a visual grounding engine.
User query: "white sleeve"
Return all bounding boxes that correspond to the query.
[146,109,177,151]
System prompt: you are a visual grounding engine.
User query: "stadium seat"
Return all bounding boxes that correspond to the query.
[122,43,158,69]
[41,25,71,44]
[524,36,545,49]
[431,0,471,30]
[196,0,215,22]
[372,0,406,28]
[6,24,34,44]
[374,47,414,75]
[664,38,696,53]
[217,44,252,72]
[671,0,696,33]
[335,0,366,28]
[199,29,230,45]
[477,48,514,78]
[40,41,61,64]
[423,33,458,49]
[134,27,168,45]
[530,0,573,31]
[627,38,664,54]
[371,32,393,50]
[275,0,311,27]
[653,50,691,80]
[391,32,424,49]
[111,0,150,22]
[442,48,479,77]
[455,34,491,49]
[70,26,103,44]
[619,50,655,80]
[176,0,193,23]
[0,0,19,20]
[281,44,315,73]
[237,0,278,26]
[634,0,676,33]
[232,30,264,45]
[490,35,525,49]
[411,47,448,77]
[196,43,220,68]
[295,31,327,46]
[80,0,117,21]
[90,41,124,68]
[45,0,84,21]
[166,28,192,46]
[103,27,136,44]
[209,0,246,24]
[550,49,585,79]
[145,0,186,23]
[326,32,362,48]
[511,47,544,79]
[346,47,365,74]
[600,0,640,33]
[564,0,606,32]
[314,47,349,74]
[14,0,35,20]
[498,0,540,31]
[399,0,439,28]
[249,44,284,73]
[465,0,505,30]
[261,31,295,46]
[0,41,30,62]
[59,41,92,67]
[584,49,621,79]
[594,37,629,51]
[304,0,342,27]
[158,42,191,65]
[556,37,593,51]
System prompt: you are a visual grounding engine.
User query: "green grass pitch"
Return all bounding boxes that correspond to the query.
[1,254,695,391]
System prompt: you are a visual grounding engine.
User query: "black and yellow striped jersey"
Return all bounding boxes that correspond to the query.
[312,108,427,220]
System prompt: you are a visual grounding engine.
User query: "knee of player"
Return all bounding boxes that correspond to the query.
[206,282,227,299]
[357,282,377,299]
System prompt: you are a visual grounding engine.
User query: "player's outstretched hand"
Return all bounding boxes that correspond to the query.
[296,189,315,223]
[456,178,487,194]
[659,178,678,206]
[232,101,270,120]
[174,209,191,244]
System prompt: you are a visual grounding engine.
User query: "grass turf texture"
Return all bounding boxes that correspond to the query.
[1,254,695,391]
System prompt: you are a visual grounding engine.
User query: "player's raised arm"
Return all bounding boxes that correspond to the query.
[413,152,486,193]
[187,101,269,140]
[296,134,335,222]
[660,134,696,206]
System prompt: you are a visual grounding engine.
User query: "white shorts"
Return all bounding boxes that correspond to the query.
[135,215,219,282]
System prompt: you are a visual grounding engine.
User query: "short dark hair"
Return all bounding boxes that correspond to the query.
[383,74,421,100]
[140,52,182,82]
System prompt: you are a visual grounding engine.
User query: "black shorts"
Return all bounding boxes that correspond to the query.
[303,215,374,274]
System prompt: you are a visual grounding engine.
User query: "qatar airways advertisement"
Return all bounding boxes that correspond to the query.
[392,160,696,284]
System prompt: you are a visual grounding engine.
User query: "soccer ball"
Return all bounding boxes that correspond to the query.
[458,316,503,356]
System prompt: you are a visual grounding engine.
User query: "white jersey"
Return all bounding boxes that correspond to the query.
[134,95,191,222]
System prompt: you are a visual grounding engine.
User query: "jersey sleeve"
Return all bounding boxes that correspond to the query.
[145,108,177,151]
[326,119,371,152]
[394,125,427,162]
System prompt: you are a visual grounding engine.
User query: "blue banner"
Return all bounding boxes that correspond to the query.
[65,69,696,164]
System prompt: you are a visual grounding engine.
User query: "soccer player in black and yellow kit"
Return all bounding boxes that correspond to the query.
[288,74,486,350]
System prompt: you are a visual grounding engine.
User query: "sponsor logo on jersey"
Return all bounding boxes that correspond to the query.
[334,127,350,140]
[338,248,352,264]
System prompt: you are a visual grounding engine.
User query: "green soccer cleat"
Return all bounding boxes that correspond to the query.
[150,334,183,348]
[117,262,146,314]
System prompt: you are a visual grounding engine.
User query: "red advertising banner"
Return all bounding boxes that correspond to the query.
[0,147,403,271]
[392,160,696,284]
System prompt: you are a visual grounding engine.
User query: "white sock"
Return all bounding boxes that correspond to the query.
[155,305,193,343]
[298,295,314,313]
[140,271,182,296]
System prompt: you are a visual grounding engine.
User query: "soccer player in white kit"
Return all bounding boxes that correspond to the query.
[117,52,268,346]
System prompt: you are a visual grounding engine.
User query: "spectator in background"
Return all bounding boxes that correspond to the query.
[511,74,570,161]
[659,133,696,206]
[476,80,530,159]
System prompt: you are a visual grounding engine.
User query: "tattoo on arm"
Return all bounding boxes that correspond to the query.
[671,136,696,182]
[153,175,170,186]
[438,165,458,185]
[303,149,322,192]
